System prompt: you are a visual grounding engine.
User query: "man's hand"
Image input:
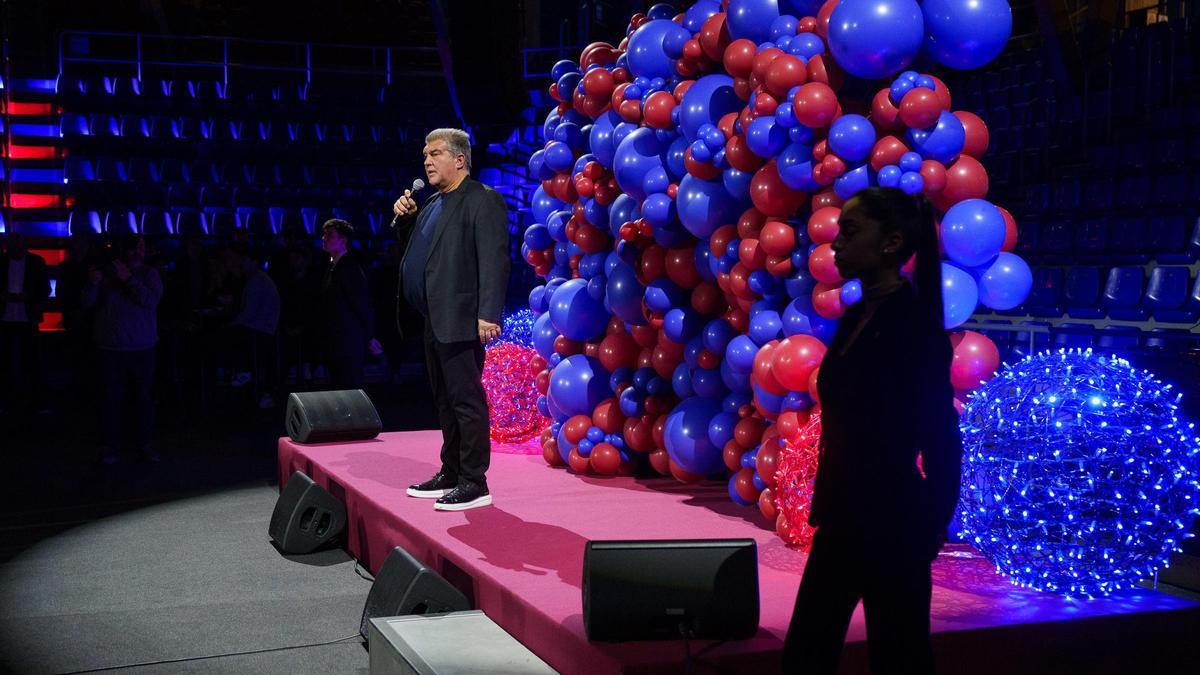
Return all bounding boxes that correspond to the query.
[393,190,418,218]
[368,338,384,357]
[478,319,501,344]
[112,260,132,282]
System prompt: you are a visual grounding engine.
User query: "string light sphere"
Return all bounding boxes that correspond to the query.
[498,309,536,349]
[957,348,1200,597]
[774,412,823,549]
[483,341,543,443]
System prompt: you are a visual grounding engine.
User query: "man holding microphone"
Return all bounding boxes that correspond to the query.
[393,128,510,511]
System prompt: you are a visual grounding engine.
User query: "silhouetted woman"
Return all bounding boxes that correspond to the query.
[783,187,963,675]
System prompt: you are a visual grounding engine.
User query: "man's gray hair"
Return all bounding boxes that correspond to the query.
[426,128,472,172]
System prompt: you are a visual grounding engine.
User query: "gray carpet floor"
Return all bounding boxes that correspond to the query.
[0,484,371,675]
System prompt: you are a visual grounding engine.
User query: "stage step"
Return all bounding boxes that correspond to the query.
[368,611,556,675]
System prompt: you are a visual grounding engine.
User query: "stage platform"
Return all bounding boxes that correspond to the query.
[278,431,1200,674]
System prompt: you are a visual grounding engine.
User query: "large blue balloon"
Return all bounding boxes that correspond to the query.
[531,185,565,224]
[664,396,725,475]
[532,311,559,360]
[941,261,979,329]
[745,116,789,159]
[828,114,876,163]
[613,127,668,202]
[906,110,966,164]
[777,143,820,192]
[725,334,759,372]
[976,252,1032,311]
[834,164,872,200]
[548,355,613,420]
[678,74,742,144]
[628,19,691,81]
[588,111,623,169]
[828,0,925,80]
[942,198,1006,268]
[923,0,1012,70]
[677,174,743,238]
[606,262,647,327]
[684,0,722,32]
[727,0,781,44]
[607,193,641,237]
[524,223,552,250]
[549,278,608,341]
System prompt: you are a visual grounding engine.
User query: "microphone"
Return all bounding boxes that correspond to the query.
[391,178,426,228]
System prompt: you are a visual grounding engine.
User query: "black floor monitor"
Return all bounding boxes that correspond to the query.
[582,538,759,642]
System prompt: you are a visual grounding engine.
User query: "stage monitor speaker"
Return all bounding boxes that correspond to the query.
[285,389,381,444]
[269,471,347,554]
[360,546,472,642]
[583,538,759,642]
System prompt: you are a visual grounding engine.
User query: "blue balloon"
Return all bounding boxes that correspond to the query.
[942,198,1007,268]
[789,32,825,60]
[672,363,696,398]
[899,151,923,172]
[749,310,784,345]
[923,0,1012,70]
[531,185,565,224]
[647,3,676,20]
[665,396,725,475]
[693,367,726,398]
[642,192,676,229]
[546,210,570,243]
[725,335,759,372]
[708,410,739,448]
[785,267,816,299]
[677,174,743,238]
[524,223,552,250]
[548,355,613,419]
[720,357,752,392]
[976,252,1032,311]
[827,0,925,80]
[619,386,645,417]
[528,149,554,181]
[628,19,691,81]
[906,111,966,164]
[728,474,754,506]
[695,242,717,283]
[777,146,820,193]
[722,167,753,199]
[606,261,647,325]
[727,0,783,44]
[613,127,668,202]
[551,59,579,82]
[746,116,788,159]
[572,152,598,177]
[684,0,722,32]
[702,319,736,354]
[664,307,704,344]
[607,193,641,237]
[753,383,784,415]
[554,122,585,151]
[898,171,924,195]
[544,141,574,173]
[828,114,876,163]
[532,311,559,360]
[834,164,872,200]
[588,111,622,168]
[877,164,902,188]
[841,279,863,305]
[941,261,979,329]
[549,278,608,341]
[678,74,742,144]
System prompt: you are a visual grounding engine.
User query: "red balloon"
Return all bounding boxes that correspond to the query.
[618,98,642,123]
[920,159,947,194]
[581,67,615,99]
[642,90,676,129]
[751,47,785,83]
[639,245,667,283]
[750,161,807,217]
[583,342,600,359]
[568,448,592,473]
[792,82,838,128]
[725,307,749,333]
[563,415,592,444]
[625,417,655,453]
[950,330,1000,391]
[684,146,721,180]
[758,487,778,521]
[734,467,761,503]
[691,282,726,315]
[806,55,842,91]
[753,341,788,395]
[598,330,638,371]
[724,440,744,471]
[729,262,752,299]
[776,411,802,441]
[739,238,767,270]
[631,324,658,348]
[899,88,944,130]
[725,134,765,173]
[820,153,846,178]
[766,254,793,277]
[757,441,781,489]
[935,155,989,211]
[753,90,779,116]
[733,76,753,101]
[807,242,842,284]
[763,54,807,98]
[807,206,841,245]
[543,439,564,466]
[698,12,731,61]
[651,345,679,379]
[928,75,953,110]
[808,367,821,399]
[870,135,909,172]
[671,459,706,483]
[812,281,845,319]
[871,88,901,131]
[665,247,702,288]
[811,187,843,211]
[590,442,621,475]
[999,206,1018,252]
[722,38,757,78]
[816,0,839,39]
[770,335,827,391]
[710,224,738,257]
[737,207,766,239]
[575,223,608,253]
[955,110,990,159]
[649,448,671,475]
[733,415,767,449]
[759,219,795,257]
[592,398,625,434]
[554,334,583,356]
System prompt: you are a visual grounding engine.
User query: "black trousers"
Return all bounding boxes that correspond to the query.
[100,347,156,452]
[783,528,934,675]
[0,320,41,409]
[423,322,489,487]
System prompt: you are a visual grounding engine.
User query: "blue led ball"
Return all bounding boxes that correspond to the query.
[957,349,1200,597]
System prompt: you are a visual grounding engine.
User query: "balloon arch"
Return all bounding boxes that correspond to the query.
[517,0,1026,543]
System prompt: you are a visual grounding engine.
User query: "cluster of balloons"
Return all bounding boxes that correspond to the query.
[521,0,1025,532]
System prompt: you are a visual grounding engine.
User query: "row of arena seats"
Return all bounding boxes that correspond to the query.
[68,206,390,239]
[981,322,1198,357]
[66,179,397,213]
[983,264,1200,324]
[1024,172,1200,215]
[65,156,409,189]
[60,112,423,145]
[1013,216,1200,264]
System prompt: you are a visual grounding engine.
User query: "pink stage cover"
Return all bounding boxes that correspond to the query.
[278,431,1200,674]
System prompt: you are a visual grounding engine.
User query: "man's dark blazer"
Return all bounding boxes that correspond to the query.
[0,253,50,325]
[394,176,510,343]
[320,251,374,354]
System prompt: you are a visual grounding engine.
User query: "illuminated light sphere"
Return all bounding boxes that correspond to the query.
[774,412,823,549]
[498,308,537,348]
[483,342,543,443]
[957,348,1200,597]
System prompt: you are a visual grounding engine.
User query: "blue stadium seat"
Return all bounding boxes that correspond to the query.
[1052,176,1081,211]
[1108,218,1150,263]
[160,159,190,184]
[189,161,220,185]
[144,79,173,101]
[1115,174,1150,209]
[89,113,120,137]
[1151,173,1190,209]
[1082,178,1114,212]
[105,211,138,235]
[167,183,200,208]
[1039,220,1072,259]
[1144,266,1195,324]
[60,112,90,137]
[128,157,160,183]
[1052,323,1094,351]
[174,209,208,237]
[1025,267,1064,317]
[201,185,233,209]
[1065,266,1104,318]
[119,115,149,138]
[205,208,237,238]
[1103,266,1148,321]
[68,210,102,235]
[1011,321,1052,357]
[141,209,174,237]
[149,116,180,140]
[95,157,127,182]
[65,157,95,181]
[1074,219,1108,260]
[1150,215,1190,263]
[1095,326,1141,355]
[1023,184,1050,213]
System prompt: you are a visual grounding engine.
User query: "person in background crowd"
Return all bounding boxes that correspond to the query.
[319,219,382,389]
[0,233,50,414]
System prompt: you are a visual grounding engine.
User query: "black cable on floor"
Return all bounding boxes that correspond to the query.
[58,633,364,674]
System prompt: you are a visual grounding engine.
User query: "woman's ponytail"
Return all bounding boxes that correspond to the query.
[911,195,944,332]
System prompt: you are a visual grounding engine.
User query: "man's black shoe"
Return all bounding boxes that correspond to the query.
[434,482,492,511]
[406,472,458,498]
